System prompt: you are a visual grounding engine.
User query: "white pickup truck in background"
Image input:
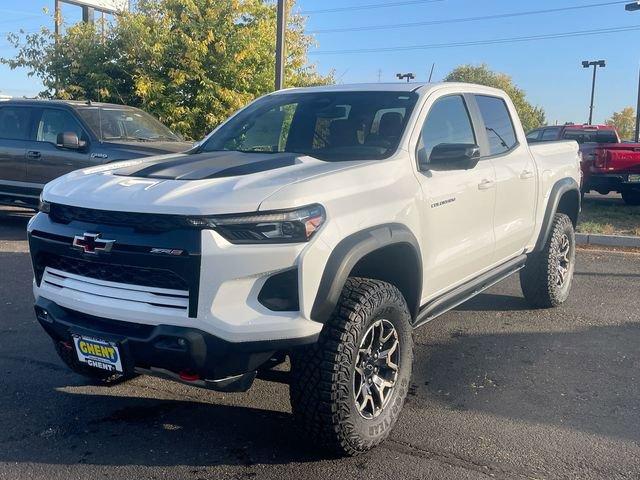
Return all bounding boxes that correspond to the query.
[28,82,581,455]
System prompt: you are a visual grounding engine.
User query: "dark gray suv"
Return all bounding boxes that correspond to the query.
[0,99,192,208]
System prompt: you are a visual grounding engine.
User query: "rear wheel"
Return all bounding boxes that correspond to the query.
[622,188,640,206]
[520,213,576,308]
[54,340,135,386]
[289,277,413,456]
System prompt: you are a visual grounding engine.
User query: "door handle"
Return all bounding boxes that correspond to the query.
[478,179,495,190]
[26,150,41,159]
[520,169,534,179]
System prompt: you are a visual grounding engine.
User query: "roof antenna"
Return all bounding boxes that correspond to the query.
[428,63,435,83]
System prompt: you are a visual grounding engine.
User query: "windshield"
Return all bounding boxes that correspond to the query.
[77,106,182,142]
[199,91,419,161]
[562,129,618,144]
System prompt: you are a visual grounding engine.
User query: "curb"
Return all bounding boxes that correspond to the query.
[576,233,640,248]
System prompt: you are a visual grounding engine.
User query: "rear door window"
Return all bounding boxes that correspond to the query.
[0,106,32,140]
[475,95,517,155]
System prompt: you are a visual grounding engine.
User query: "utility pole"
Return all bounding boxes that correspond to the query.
[626,1,640,141]
[82,5,95,23]
[274,0,286,91]
[54,0,60,37]
[396,72,415,83]
[582,60,605,125]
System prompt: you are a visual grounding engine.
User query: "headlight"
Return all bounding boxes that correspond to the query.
[38,194,51,214]
[187,204,326,244]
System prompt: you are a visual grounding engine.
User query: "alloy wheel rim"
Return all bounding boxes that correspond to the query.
[353,319,400,419]
[556,233,572,287]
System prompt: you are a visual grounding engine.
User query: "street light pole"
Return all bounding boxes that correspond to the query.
[635,65,640,142]
[274,0,286,91]
[627,1,640,141]
[582,60,606,125]
[588,64,597,125]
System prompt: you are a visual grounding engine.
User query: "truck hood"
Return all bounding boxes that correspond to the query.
[100,140,194,156]
[42,151,365,215]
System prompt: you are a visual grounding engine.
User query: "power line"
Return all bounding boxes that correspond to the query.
[308,1,630,34]
[309,24,640,55]
[299,0,444,15]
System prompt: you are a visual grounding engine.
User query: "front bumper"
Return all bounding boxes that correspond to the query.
[28,211,324,344]
[36,297,318,391]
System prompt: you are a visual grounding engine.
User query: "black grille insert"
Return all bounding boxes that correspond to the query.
[35,253,189,292]
[49,204,191,233]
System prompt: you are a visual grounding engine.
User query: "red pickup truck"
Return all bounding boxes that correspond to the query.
[527,124,640,205]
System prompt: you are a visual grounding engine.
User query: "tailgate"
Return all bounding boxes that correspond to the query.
[593,144,640,172]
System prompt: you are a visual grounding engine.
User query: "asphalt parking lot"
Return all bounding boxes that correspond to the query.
[1,207,639,480]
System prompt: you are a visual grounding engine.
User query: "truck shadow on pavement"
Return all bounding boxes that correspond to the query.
[452,292,531,311]
[410,322,640,445]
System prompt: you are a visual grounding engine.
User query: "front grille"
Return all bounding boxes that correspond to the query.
[34,253,189,292]
[41,267,189,316]
[49,204,191,233]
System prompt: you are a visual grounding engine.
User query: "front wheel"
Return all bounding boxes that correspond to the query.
[520,213,576,308]
[289,278,413,456]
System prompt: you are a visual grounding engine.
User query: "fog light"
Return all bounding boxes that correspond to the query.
[35,307,51,323]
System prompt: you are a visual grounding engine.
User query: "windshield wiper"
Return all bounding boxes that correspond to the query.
[145,134,179,142]
[236,149,283,154]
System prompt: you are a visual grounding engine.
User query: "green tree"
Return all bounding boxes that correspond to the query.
[606,107,636,140]
[444,64,546,132]
[2,0,333,139]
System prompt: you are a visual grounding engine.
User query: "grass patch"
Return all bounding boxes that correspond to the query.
[578,195,640,236]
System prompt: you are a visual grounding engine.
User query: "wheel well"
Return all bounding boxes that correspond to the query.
[557,189,580,227]
[349,243,421,318]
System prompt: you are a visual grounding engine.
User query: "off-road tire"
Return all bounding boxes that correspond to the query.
[289,277,413,456]
[621,188,640,206]
[54,340,134,386]
[520,213,576,308]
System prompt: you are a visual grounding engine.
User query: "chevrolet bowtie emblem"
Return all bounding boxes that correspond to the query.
[72,233,115,254]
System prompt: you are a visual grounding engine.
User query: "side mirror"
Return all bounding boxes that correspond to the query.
[56,132,86,150]
[423,143,481,171]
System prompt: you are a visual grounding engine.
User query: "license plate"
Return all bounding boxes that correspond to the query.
[629,174,640,183]
[73,335,123,373]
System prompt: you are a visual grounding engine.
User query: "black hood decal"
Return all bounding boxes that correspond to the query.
[113,151,300,180]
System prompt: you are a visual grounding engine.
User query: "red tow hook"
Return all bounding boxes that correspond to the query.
[61,341,73,351]
[179,371,200,382]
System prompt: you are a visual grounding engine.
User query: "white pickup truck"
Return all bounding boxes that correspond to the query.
[28,82,581,455]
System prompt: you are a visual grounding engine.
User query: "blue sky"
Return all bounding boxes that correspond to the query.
[1,0,639,125]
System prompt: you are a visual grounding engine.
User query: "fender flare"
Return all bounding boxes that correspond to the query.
[310,223,422,324]
[534,177,580,252]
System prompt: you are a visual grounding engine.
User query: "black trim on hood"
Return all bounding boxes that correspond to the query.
[113,151,299,180]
